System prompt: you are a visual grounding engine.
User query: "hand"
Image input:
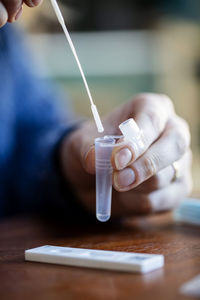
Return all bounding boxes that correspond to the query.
[61,93,192,217]
[0,0,42,27]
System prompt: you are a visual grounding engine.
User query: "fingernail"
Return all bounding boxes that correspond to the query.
[15,7,22,20]
[115,148,132,170]
[114,168,135,189]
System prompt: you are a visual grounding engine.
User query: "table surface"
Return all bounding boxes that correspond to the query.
[0,212,200,300]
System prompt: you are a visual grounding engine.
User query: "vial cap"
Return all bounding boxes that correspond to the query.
[119,118,140,140]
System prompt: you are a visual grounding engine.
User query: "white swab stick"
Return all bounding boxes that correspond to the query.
[50,0,104,133]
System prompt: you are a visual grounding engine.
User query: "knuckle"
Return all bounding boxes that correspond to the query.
[135,93,174,112]
[134,93,148,103]
[145,108,165,135]
[141,154,158,179]
[178,117,191,138]
[160,94,174,111]
[179,117,190,135]
[174,129,189,156]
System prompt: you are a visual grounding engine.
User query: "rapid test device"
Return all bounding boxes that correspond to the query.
[25,245,164,273]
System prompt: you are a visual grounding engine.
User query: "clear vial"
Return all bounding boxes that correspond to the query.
[95,136,115,222]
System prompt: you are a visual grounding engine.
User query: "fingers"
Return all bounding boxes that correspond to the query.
[112,174,192,216]
[69,120,98,175]
[81,93,176,176]
[133,94,174,150]
[148,171,192,213]
[112,94,175,169]
[131,165,176,193]
[113,116,190,191]
[0,1,8,27]
[0,0,42,26]
[131,117,190,187]
[134,150,192,193]
[2,0,23,22]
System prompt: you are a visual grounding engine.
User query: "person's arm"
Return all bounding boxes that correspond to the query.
[4,26,88,221]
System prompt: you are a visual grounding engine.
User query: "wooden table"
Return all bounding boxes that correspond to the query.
[0,212,199,300]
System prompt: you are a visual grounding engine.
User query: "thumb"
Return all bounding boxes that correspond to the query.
[73,120,100,175]
[84,145,95,174]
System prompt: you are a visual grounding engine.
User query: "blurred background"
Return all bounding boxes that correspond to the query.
[18,0,200,192]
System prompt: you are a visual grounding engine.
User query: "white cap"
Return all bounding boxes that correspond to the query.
[119,118,140,140]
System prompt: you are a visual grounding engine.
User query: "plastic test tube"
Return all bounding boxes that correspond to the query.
[95,119,141,222]
[95,136,116,222]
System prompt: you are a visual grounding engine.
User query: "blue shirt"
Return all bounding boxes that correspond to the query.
[0,25,79,219]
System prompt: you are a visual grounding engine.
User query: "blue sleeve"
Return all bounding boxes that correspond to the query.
[2,25,88,220]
